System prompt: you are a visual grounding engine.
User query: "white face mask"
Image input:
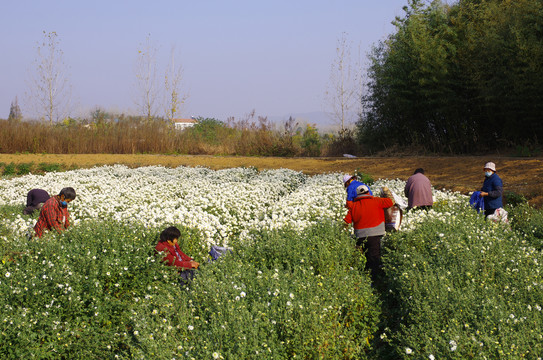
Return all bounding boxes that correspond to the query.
[485,171,493,177]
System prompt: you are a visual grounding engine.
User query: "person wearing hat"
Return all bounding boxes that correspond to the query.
[343,184,393,281]
[480,161,503,217]
[343,174,373,209]
[23,189,50,215]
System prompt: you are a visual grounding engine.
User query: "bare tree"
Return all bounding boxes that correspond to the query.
[134,34,159,122]
[324,32,363,136]
[164,46,188,122]
[26,31,72,124]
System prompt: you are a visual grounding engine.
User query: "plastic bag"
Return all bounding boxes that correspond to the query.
[209,245,232,261]
[487,208,509,223]
[380,186,404,231]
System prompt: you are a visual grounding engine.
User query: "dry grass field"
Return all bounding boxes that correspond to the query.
[1,153,542,206]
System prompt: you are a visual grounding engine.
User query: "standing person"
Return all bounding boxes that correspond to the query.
[404,168,433,211]
[343,185,393,281]
[343,174,373,209]
[33,187,76,238]
[23,189,50,215]
[480,161,503,217]
[155,226,199,285]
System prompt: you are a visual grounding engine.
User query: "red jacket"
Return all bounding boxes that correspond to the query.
[344,195,393,232]
[155,242,193,270]
[34,196,70,238]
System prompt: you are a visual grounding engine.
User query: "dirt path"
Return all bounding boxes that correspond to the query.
[1,154,541,206]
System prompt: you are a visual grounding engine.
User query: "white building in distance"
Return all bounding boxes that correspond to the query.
[172,118,198,130]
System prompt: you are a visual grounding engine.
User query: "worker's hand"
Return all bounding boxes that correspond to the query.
[480,192,488,197]
[190,261,200,269]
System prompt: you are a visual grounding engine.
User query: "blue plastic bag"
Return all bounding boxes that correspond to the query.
[469,191,485,213]
[209,245,231,261]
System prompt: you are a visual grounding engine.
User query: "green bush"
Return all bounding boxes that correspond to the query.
[504,191,528,207]
[37,162,62,173]
[0,221,380,359]
[183,223,380,359]
[0,222,192,358]
[379,204,543,359]
[508,202,543,249]
[16,163,32,175]
[354,169,375,186]
[2,163,15,176]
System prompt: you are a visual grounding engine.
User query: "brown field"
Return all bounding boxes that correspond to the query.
[2,153,542,206]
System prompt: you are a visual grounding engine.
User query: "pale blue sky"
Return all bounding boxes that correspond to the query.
[0,0,408,123]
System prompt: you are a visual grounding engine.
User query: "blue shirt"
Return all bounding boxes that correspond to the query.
[481,173,503,210]
[346,180,373,201]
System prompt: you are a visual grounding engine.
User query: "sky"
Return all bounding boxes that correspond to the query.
[0,0,409,124]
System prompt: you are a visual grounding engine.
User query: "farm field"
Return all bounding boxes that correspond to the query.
[0,163,542,358]
[1,153,542,206]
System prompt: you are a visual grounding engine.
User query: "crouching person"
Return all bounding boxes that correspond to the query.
[33,187,76,238]
[155,226,199,286]
[344,185,393,282]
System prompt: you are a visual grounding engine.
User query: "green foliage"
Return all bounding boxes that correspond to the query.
[0,220,380,358]
[2,163,16,176]
[187,117,229,145]
[16,163,32,175]
[0,222,187,358]
[358,0,543,153]
[508,202,543,249]
[504,191,528,208]
[37,162,62,173]
[300,124,322,156]
[378,204,543,359]
[353,169,374,186]
[184,223,380,359]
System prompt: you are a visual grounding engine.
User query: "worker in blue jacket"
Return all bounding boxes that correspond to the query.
[343,174,373,208]
[480,161,503,217]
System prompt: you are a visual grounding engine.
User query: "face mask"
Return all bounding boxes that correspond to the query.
[485,171,493,178]
[60,201,68,207]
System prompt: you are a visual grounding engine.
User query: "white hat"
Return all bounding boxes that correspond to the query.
[484,162,496,172]
[356,184,369,196]
[342,174,353,184]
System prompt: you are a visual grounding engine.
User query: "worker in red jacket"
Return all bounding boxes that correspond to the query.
[344,184,394,281]
[33,187,76,238]
[155,226,199,285]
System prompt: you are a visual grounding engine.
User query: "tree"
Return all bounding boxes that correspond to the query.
[324,32,363,136]
[164,46,188,122]
[8,96,22,122]
[135,34,159,122]
[26,31,72,124]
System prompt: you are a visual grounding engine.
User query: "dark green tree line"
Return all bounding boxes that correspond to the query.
[358,0,543,153]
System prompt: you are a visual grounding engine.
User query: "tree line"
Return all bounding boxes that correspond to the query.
[357,0,543,154]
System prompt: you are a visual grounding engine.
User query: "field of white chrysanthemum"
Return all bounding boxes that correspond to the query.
[0,165,541,359]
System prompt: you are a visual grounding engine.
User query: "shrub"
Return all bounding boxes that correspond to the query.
[354,169,375,186]
[38,162,62,173]
[504,191,528,207]
[379,204,543,359]
[508,202,543,249]
[16,163,32,175]
[2,163,15,176]
[182,223,380,359]
[0,220,381,359]
[0,221,190,358]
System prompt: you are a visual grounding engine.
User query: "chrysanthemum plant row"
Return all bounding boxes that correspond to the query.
[0,165,541,358]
